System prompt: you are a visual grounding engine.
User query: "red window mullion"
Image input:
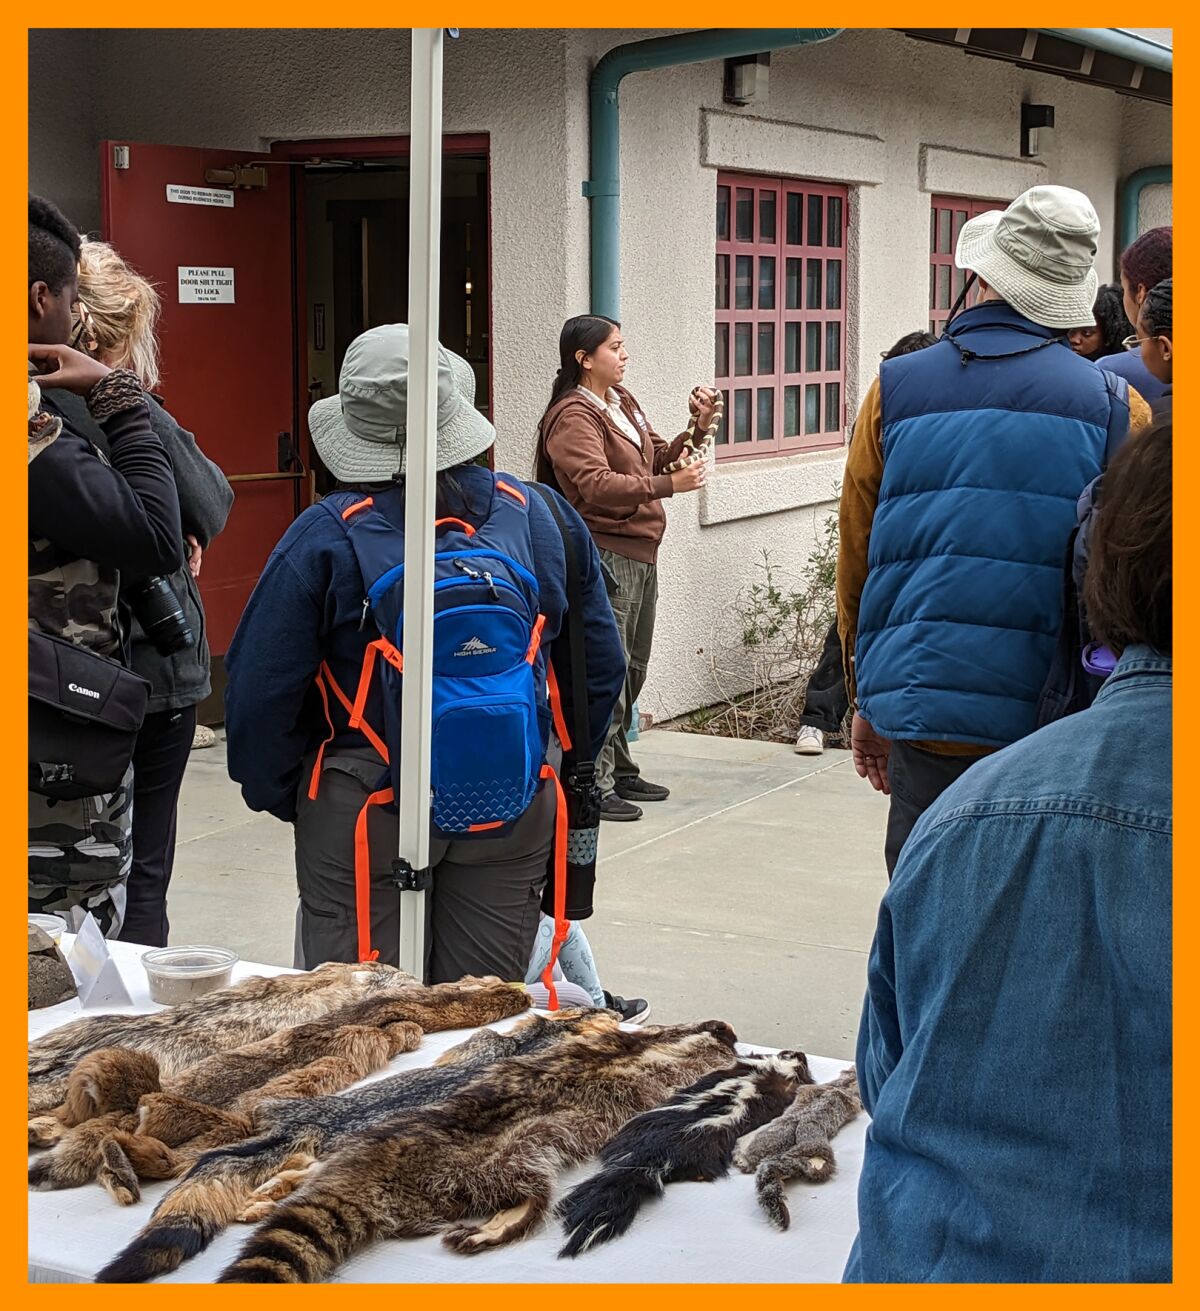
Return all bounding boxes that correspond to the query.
[716,172,847,460]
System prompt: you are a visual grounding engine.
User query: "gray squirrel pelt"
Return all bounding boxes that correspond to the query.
[732,1066,862,1230]
[557,1051,812,1258]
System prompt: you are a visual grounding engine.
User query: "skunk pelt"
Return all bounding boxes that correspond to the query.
[557,1050,811,1257]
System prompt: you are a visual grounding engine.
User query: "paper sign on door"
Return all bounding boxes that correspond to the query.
[178,266,235,304]
[166,184,234,208]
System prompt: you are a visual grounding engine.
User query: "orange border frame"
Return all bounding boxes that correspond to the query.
[7,6,1187,1302]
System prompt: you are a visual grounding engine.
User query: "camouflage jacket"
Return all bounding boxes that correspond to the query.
[28,374,122,658]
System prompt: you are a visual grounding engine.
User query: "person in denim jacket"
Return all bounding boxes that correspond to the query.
[847,418,1171,1283]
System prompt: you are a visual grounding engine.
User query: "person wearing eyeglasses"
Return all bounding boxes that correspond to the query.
[1131,278,1172,416]
[1093,226,1171,402]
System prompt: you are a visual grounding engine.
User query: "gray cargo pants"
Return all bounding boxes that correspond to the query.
[294,747,552,982]
[597,550,658,796]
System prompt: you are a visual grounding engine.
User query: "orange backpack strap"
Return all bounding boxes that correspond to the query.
[309,667,337,801]
[545,662,572,753]
[525,613,547,666]
[341,496,375,520]
[353,785,394,963]
[345,641,393,763]
[308,656,390,802]
[538,764,570,1011]
[435,516,477,537]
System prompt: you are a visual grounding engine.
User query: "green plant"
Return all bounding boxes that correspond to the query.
[683,493,844,744]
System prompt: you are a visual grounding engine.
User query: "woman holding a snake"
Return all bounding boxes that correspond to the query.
[535,314,720,822]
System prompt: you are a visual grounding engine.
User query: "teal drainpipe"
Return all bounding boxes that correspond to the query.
[1120,165,1172,252]
[585,28,843,319]
[1039,28,1173,73]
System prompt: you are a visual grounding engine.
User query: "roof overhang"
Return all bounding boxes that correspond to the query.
[899,28,1172,104]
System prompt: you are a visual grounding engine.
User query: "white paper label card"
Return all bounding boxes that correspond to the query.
[166,184,234,208]
[67,912,133,1008]
[178,266,235,304]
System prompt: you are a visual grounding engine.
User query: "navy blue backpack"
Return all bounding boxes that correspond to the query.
[312,473,569,980]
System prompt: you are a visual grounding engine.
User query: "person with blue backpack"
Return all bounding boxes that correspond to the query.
[224,325,625,985]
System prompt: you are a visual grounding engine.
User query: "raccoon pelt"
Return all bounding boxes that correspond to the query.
[94,1007,615,1283]
[732,1067,862,1230]
[32,975,527,1134]
[212,1020,740,1283]
[28,959,411,1116]
[31,977,529,1201]
[556,1051,811,1257]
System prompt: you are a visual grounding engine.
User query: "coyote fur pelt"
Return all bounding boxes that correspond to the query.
[28,960,411,1116]
[557,1051,811,1257]
[733,1067,861,1230]
[95,1007,617,1283]
[214,1019,740,1283]
[30,977,530,1201]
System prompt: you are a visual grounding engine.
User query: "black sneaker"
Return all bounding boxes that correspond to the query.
[614,776,671,802]
[603,991,651,1024]
[600,793,642,822]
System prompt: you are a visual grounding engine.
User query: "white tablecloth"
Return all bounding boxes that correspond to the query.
[29,940,865,1283]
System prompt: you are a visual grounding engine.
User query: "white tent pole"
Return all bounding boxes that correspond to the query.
[396,26,444,978]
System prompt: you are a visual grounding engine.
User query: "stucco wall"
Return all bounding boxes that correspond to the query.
[28,28,1172,724]
[567,28,1171,722]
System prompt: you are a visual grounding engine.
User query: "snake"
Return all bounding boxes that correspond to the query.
[662,387,724,473]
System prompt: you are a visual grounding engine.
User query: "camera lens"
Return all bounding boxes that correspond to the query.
[130,576,195,654]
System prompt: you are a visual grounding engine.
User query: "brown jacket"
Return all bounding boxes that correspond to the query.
[537,386,689,564]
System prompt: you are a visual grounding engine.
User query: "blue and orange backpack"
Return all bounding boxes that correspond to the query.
[308,472,572,999]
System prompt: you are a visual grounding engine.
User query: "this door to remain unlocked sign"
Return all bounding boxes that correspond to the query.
[101,141,299,656]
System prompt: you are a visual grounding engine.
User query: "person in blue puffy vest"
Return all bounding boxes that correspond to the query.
[846,418,1172,1283]
[836,186,1152,876]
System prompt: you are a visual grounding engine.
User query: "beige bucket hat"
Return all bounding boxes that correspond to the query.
[955,185,1100,330]
[309,323,495,482]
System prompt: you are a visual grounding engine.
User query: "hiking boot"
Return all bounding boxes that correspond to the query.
[600,793,642,822]
[794,725,825,755]
[614,776,670,802]
[603,991,651,1024]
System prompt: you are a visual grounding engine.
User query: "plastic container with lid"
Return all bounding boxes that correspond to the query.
[141,945,238,1006]
[29,913,67,946]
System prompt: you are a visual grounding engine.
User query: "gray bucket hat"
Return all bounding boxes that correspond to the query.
[955,185,1100,329]
[309,324,495,481]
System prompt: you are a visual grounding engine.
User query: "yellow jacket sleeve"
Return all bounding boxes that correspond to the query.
[1128,385,1152,434]
[836,377,884,708]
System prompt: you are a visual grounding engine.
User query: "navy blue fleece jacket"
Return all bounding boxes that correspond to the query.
[225,467,625,821]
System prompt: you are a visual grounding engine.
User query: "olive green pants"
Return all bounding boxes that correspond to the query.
[598,550,658,796]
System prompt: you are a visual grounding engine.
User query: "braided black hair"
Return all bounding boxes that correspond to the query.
[29,194,80,293]
[1141,278,1172,338]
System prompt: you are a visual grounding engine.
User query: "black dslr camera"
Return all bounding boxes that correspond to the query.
[128,575,195,654]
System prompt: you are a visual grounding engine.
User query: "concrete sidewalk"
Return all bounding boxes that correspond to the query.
[169,731,888,1061]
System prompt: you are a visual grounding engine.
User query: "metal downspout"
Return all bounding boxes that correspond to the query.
[585,28,843,318]
[1120,165,1172,252]
[1038,28,1173,74]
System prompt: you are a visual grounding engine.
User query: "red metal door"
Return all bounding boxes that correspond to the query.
[101,141,299,655]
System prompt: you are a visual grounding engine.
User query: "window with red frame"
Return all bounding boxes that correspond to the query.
[714,173,848,460]
[929,195,1007,335]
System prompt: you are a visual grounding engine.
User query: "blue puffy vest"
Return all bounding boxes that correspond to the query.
[856,303,1128,747]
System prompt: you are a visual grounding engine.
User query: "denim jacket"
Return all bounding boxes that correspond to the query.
[847,647,1172,1283]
